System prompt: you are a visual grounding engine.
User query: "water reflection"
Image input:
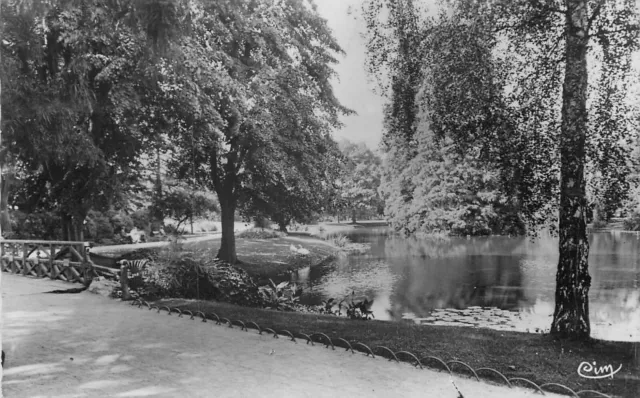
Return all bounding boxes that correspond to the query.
[293,229,640,342]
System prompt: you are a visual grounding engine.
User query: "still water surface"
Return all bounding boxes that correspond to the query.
[292,229,640,342]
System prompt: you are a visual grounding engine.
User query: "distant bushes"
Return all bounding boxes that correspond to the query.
[623,211,640,231]
[6,208,160,243]
[253,216,271,229]
[591,219,608,229]
[131,209,152,230]
[8,210,62,240]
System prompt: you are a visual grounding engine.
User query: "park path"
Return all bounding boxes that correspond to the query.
[1,273,563,398]
[89,233,222,254]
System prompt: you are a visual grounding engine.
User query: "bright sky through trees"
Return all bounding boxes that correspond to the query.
[317,0,640,151]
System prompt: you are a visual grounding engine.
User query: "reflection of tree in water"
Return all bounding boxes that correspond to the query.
[293,254,398,310]
[589,232,640,291]
[295,230,639,338]
[384,235,527,318]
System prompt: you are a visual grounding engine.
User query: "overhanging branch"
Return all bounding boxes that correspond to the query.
[529,0,566,15]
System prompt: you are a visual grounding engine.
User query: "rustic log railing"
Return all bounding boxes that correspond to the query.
[0,239,94,285]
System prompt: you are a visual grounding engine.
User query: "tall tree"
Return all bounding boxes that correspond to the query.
[167,0,352,263]
[0,0,186,240]
[338,140,384,223]
[363,0,639,339]
[241,134,344,233]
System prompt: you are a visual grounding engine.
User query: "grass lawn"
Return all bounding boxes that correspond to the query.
[92,232,340,280]
[182,235,339,279]
[152,298,639,398]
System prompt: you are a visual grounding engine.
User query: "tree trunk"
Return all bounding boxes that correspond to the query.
[61,214,72,241]
[217,195,237,264]
[0,56,2,238]
[74,218,84,242]
[277,218,290,233]
[0,170,13,235]
[351,208,357,224]
[152,146,164,223]
[551,0,591,340]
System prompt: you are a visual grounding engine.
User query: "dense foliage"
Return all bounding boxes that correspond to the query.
[334,140,384,223]
[152,183,218,232]
[363,0,639,339]
[0,0,171,240]
[1,0,349,261]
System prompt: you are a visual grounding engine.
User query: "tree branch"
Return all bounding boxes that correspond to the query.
[528,0,566,15]
[590,25,640,38]
[587,0,606,34]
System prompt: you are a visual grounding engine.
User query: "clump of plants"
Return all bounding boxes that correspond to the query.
[330,234,351,248]
[338,292,375,320]
[111,249,263,306]
[304,292,375,320]
[258,279,303,311]
[107,246,376,320]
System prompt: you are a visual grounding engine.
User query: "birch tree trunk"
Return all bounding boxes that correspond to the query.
[551,0,592,340]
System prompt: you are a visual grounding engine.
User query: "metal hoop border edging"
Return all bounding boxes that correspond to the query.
[120,300,614,398]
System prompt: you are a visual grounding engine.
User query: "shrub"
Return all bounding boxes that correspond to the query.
[163,224,180,235]
[253,216,271,229]
[592,219,608,229]
[237,228,284,239]
[623,211,640,231]
[330,234,351,248]
[107,210,134,235]
[8,210,62,240]
[84,210,114,242]
[131,209,151,230]
[150,220,164,232]
[258,279,302,311]
[116,249,264,306]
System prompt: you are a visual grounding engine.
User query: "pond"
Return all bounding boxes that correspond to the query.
[291,228,640,342]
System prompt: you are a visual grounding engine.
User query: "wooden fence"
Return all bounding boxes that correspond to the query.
[0,240,95,285]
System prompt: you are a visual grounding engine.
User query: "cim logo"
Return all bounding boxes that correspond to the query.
[577,361,622,379]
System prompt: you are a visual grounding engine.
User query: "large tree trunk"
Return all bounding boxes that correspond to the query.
[74,218,84,242]
[61,214,72,241]
[61,213,86,242]
[551,0,591,340]
[217,194,237,264]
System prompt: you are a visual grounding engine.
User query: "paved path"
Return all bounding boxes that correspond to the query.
[1,273,563,398]
[89,233,222,254]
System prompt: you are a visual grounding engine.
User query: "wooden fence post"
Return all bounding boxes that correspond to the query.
[49,243,54,279]
[120,266,131,300]
[21,243,27,275]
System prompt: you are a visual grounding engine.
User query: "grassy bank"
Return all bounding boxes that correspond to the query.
[152,298,638,398]
[93,232,340,280]
[294,220,389,239]
[184,235,338,279]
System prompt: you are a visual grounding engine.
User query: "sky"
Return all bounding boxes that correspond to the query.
[314,0,386,150]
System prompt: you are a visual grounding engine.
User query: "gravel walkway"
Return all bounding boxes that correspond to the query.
[1,273,563,398]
